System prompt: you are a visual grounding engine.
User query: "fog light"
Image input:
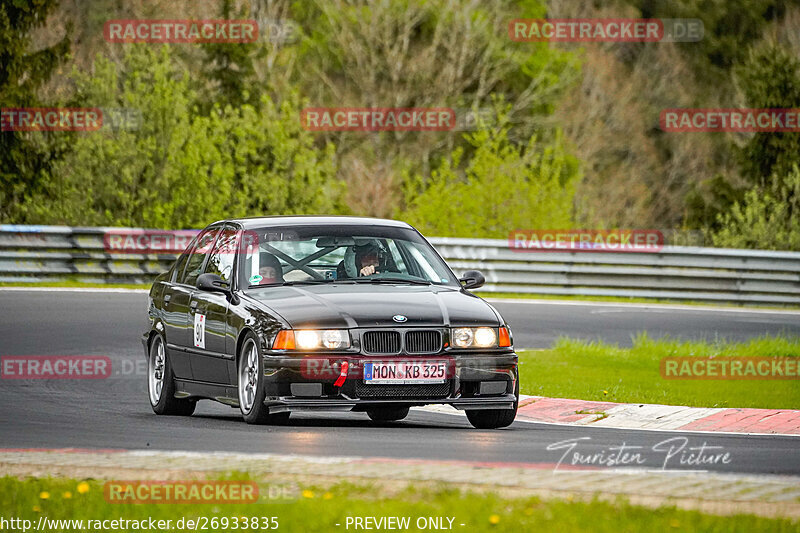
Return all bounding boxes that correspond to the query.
[479,381,507,395]
[290,383,323,397]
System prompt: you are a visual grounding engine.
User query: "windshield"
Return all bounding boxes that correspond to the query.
[237,224,459,289]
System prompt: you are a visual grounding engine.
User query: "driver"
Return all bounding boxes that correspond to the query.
[336,241,388,279]
[356,244,381,276]
[258,252,284,284]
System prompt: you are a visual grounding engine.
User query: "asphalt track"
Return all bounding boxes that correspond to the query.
[1,290,798,476]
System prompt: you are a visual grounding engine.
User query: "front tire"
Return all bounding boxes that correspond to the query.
[465,373,519,429]
[148,333,196,416]
[238,333,290,425]
[366,406,410,422]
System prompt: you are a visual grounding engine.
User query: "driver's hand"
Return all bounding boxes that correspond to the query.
[359,265,378,276]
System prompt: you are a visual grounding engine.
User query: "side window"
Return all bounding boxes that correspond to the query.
[172,250,191,283]
[182,227,220,287]
[172,236,198,283]
[204,226,237,283]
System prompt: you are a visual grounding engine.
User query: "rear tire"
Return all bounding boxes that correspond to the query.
[465,373,519,429]
[238,333,290,425]
[148,333,196,416]
[366,406,410,422]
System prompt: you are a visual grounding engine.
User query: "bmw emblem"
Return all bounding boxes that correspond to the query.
[392,315,408,323]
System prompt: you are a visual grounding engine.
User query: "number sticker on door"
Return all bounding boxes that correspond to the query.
[194,313,206,348]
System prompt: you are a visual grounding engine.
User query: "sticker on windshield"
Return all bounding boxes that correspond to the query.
[249,274,263,284]
[193,313,206,349]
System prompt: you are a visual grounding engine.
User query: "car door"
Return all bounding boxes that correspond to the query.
[166,226,220,379]
[188,225,238,384]
[161,240,194,379]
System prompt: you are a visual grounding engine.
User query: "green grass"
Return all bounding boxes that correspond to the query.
[1,476,796,532]
[518,334,800,409]
[476,291,800,311]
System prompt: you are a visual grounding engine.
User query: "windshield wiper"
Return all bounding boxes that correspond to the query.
[353,277,432,285]
[249,279,337,288]
[281,279,338,285]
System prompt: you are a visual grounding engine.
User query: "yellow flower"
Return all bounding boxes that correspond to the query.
[302,490,314,499]
[32,505,41,513]
[670,519,681,528]
[603,390,608,395]
[39,492,50,500]
[62,491,72,499]
[77,482,90,494]
[489,514,500,525]
[323,492,333,500]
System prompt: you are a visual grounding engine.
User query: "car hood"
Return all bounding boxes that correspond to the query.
[244,284,501,329]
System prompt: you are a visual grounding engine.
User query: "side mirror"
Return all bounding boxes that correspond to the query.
[197,273,239,304]
[459,270,485,290]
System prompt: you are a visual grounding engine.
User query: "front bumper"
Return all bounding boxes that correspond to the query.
[260,352,518,413]
[264,394,517,414]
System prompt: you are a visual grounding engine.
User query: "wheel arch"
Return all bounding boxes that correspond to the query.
[235,327,259,365]
[146,320,167,351]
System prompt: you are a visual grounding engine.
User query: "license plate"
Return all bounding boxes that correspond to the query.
[363,361,447,384]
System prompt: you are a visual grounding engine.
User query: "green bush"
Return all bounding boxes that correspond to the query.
[710,165,800,251]
[24,46,340,228]
[401,115,579,238]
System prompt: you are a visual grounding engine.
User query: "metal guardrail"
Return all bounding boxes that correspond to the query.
[1,225,799,306]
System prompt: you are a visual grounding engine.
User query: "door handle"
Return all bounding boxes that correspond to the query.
[190,301,198,309]
[164,294,172,303]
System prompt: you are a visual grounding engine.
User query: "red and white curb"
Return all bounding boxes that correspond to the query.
[517,396,800,435]
[418,396,800,436]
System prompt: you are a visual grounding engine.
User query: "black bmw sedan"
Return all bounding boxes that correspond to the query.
[142,216,519,429]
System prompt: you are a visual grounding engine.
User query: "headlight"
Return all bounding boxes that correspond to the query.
[474,327,497,347]
[296,330,320,350]
[450,327,510,348]
[272,329,351,350]
[452,328,474,348]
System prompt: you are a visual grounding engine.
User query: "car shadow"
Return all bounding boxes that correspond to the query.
[186,411,460,430]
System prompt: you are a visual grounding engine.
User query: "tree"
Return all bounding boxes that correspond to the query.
[710,165,800,251]
[0,0,71,222]
[25,46,341,227]
[401,115,580,238]
[734,42,800,186]
[289,0,580,217]
[686,40,800,231]
[199,0,262,112]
